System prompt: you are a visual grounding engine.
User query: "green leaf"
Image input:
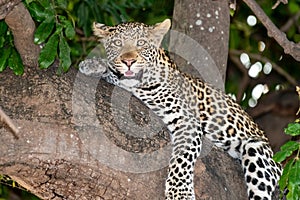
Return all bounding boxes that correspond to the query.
[0,47,11,72]
[39,0,51,8]
[86,0,102,20]
[279,159,294,191]
[55,23,64,35]
[273,141,300,162]
[59,16,75,39]
[69,42,82,57]
[285,123,300,136]
[110,2,128,21]
[0,21,8,36]
[281,141,300,151]
[38,33,59,69]
[289,159,300,186]
[58,35,71,73]
[63,20,76,40]
[27,0,55,23]
[56,0,68,9]
[58,15,67,21]
[0,37,5,48]
[286,184,300,200]
[273,151,290,163]
[27,1,47,22]
[77,2,91,36]
[8,48,24,75]
[34,16,55,44]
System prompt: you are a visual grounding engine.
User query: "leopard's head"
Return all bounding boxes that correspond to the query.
[93,19,171,81]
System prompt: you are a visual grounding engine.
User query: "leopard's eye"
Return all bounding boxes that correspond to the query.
[137,39,146,47]
[113,39,122,47]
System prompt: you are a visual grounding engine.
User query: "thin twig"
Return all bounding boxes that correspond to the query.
[272,0,288,10]
[243,0,300,62]
[0,107,19,139]
[230,49,298,86]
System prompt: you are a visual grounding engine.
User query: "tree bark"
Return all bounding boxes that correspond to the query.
[0,0,21,20]
[4,2,40,67]
[0,1,253,199]
[171,0,230,91]
[0,67,248,199]
[171,0,248,199]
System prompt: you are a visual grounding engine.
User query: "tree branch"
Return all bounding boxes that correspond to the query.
[272,0,288,10]
[0,68,248,200]
[4,2,40,67]
[243,0,300,62]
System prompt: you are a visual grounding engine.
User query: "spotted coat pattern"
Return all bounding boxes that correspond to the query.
[79,19,282,200]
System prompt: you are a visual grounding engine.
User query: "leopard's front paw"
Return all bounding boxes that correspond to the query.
[79,58,109,77]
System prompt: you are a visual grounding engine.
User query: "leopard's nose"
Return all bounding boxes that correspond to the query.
[121,59,136,67]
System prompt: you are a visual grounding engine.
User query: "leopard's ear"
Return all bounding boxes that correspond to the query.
[93,22,116,39]
[150,19,171,46]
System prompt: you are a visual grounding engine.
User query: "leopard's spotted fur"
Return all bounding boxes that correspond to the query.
[79,19,282,200]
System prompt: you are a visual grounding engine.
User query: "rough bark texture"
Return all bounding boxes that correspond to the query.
[171,0,229,91]
[0,0,21,20]
[0,66,248,199]
[4,2,40,67]
[170,0,248,199]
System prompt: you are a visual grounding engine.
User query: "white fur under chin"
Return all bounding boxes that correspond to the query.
[119,79,140,91]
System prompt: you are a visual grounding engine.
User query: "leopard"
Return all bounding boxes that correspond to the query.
[79,19,282,200]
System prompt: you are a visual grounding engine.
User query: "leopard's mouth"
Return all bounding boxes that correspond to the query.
[124,70,135,77]
[120,69,143,80]
[111,64,144,80]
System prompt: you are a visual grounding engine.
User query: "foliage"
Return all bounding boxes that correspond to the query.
[0,21,24,75]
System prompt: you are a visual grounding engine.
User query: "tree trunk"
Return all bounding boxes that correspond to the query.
[171,0,229,91]
[171,0,248,199]
[2,1,40,67]
[0,1,252,199]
